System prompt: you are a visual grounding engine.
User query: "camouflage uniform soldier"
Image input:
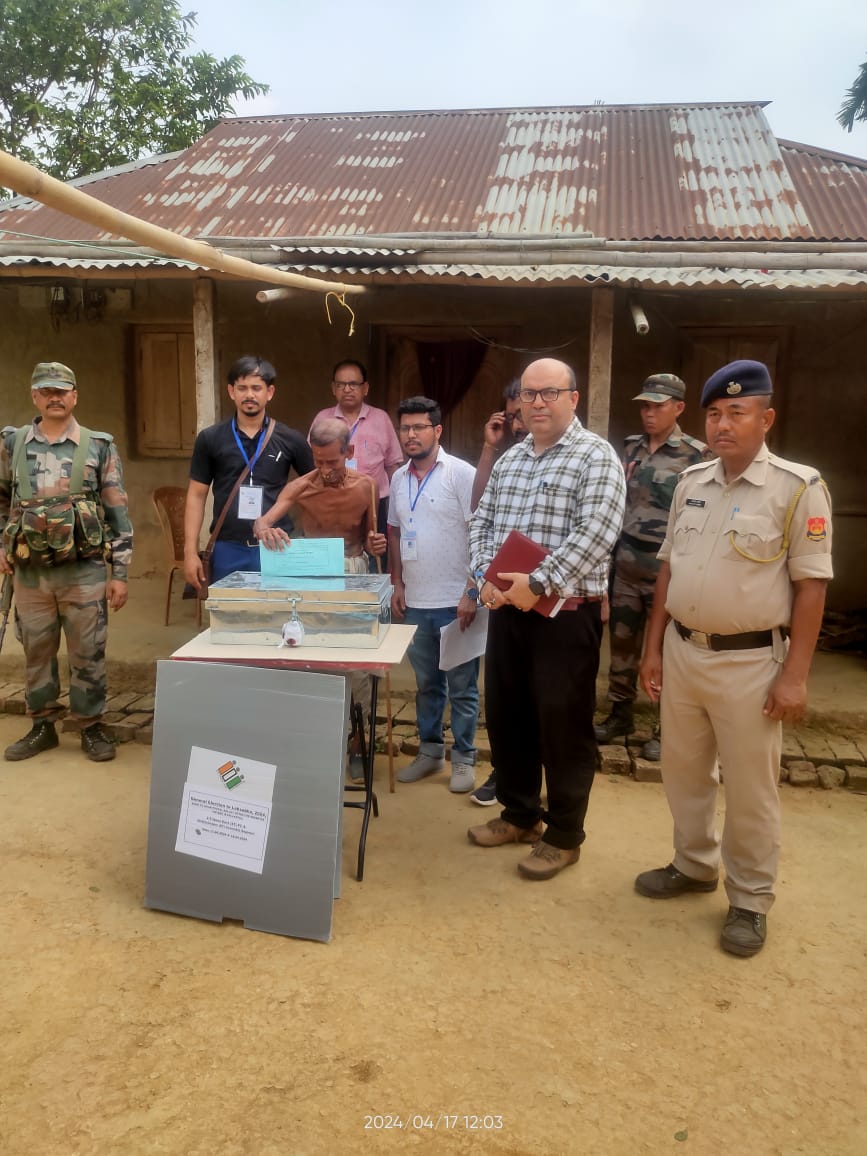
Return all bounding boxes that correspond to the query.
[595,375,710,757]
[0,362,133,762]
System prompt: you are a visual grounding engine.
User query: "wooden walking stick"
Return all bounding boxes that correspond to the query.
[368,480,395,792]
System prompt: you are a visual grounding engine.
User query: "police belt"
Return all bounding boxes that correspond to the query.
[619,532,661,554]
[674,620,786,651]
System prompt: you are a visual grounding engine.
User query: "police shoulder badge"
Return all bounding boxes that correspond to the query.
[806,517,827,542]
[726,381,742,395]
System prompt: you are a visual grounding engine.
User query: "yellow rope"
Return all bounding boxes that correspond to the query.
[325,291,356,337]
[727,481,807,563]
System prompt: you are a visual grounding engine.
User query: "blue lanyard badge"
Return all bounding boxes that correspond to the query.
[408,463,438,515]
[345,417,361,472]
[232,417,269,483]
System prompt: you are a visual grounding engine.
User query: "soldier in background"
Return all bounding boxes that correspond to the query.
[0,362,133,762]
[595,374,710,759]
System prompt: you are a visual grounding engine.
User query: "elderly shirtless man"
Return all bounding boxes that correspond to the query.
[253,417,388,780]
[253,418,386,571]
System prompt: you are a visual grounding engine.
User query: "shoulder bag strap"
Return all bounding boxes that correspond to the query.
[205,417,276,551]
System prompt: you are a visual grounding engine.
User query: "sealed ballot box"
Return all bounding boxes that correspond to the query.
[205,571,393,649]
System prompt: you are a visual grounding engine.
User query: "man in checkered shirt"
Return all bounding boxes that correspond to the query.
[468,358,626,880]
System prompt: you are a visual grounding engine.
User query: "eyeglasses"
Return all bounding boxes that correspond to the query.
[398,423,434,435]
[334,380,364,390]
[518,388,574,404]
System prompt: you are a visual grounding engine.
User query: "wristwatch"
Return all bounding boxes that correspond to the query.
[528,576,546,597]
[465,586,480,603]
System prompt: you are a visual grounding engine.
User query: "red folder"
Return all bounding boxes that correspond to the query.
[484,530,567,618]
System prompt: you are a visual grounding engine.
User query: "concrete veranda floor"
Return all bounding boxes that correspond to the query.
[1,575,865,729]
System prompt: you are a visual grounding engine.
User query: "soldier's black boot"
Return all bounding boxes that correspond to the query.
[4,719,59,761]
[594,701,634,744]
[81,722,116,762]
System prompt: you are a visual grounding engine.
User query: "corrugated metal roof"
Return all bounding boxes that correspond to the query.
[0,255,201,270]
[778,139,867,241]
[279,259,867,292]
[1,103,865,246]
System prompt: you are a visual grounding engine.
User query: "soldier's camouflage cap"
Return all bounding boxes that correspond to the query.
[633,373,686,403]
[700,360,772,407]
[31,361,76,391]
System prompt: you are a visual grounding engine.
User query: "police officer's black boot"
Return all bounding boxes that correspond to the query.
[4,719,59,761]
[641,724,661,762]
[594,701,634,744]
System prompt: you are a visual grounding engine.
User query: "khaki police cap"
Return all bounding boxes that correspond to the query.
[31,362,77,391]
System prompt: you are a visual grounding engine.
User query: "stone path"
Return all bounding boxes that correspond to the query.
[2,683,864,794]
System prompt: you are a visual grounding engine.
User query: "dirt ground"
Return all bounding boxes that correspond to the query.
[1,712,865,1156]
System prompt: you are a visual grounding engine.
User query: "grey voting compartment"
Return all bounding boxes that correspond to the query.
[145,659,349,942]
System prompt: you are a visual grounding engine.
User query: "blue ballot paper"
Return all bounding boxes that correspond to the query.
[259,537,345,577]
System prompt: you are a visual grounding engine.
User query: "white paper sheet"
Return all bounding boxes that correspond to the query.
[175,746,277,873]
[175,785,272,874]
[438,607,489,670]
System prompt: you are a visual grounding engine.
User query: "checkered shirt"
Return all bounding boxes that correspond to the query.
[469,417,626,597]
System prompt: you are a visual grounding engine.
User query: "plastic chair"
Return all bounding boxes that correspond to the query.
[152,486,201,628]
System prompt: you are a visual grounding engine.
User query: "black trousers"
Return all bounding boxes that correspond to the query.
[485,603,603,850]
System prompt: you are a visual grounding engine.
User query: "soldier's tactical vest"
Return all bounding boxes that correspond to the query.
[2,426,107,567]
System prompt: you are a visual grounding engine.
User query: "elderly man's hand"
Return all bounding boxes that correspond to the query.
[368,531,387,556]
[254,523,290,551]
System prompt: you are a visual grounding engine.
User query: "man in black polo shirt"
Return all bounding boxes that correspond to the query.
[184,355,313,589]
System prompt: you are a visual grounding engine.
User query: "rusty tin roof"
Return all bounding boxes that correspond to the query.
[2,102,866,247]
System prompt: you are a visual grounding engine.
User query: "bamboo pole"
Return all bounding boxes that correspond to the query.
[367,478,395,792]
[0,148,365,296]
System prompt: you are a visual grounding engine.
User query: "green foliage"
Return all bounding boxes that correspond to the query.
[838,56,867,132]
[0,0,268,179]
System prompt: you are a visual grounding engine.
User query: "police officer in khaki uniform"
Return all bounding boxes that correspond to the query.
[634,360,832,957]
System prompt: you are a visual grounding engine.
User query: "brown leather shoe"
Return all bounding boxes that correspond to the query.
[467,817,544,847]
[517,841,581,880]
